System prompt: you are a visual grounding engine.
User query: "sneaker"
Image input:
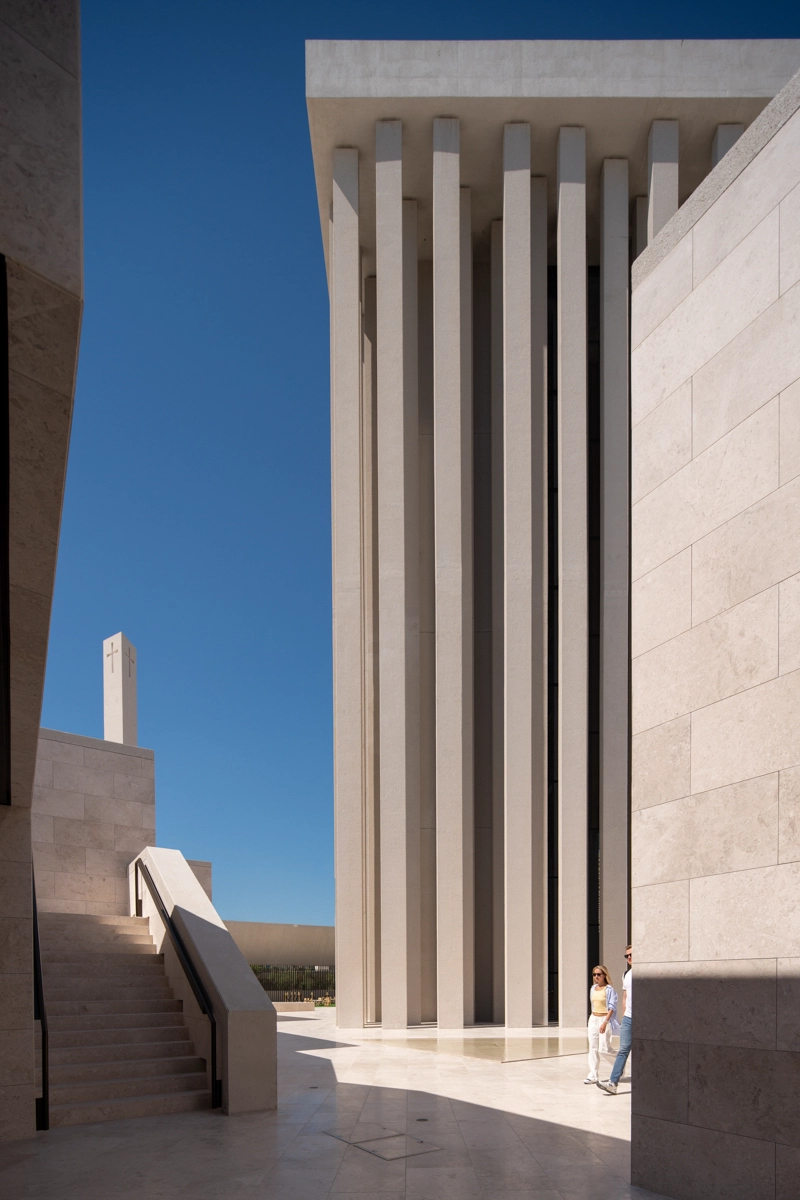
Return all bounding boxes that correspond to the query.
[583,1077,597,1085]
[597,1080,618,1094]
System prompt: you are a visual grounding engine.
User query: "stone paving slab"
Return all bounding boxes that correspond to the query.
[0,1007,668,1200]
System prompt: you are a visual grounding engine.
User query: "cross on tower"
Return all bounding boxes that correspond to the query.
[103,632,138,746]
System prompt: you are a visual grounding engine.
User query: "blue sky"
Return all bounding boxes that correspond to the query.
[44,1,799,924]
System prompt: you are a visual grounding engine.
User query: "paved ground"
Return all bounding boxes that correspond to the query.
[0,1009,667,1199]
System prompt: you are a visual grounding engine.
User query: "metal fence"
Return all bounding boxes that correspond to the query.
[251,964,335,1003]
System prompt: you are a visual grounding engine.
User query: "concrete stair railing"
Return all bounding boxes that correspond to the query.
[130,847,277,1115]
[38,913,209,1127]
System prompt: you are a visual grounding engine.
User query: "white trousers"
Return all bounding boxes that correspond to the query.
[587,1014,614,1080]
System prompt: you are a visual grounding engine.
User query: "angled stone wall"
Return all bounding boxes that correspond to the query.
[630,69,800,1200]
[0,2,82,1141]
[32,729,155,916]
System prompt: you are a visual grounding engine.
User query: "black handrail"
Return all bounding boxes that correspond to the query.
[134,859,221,1108]
[0,257,12,808]
[32,875,49,1130]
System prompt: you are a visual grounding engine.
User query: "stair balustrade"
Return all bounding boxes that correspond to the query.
[133,857,222,1109]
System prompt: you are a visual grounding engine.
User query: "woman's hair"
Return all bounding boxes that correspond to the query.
[592,965,614,988]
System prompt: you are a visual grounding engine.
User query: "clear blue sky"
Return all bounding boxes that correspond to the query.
[43,1,799,924]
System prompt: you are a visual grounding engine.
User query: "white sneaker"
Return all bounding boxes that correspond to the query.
[597,1080,617,1094]
[583,1077,597,1084]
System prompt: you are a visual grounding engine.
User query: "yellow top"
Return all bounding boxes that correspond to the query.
[591,986,608,1015]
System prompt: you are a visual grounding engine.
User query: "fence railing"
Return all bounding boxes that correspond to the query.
[251,965,335,1003]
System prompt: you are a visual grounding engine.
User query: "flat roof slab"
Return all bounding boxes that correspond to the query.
[307,39,800,100]
[306,40,800,270]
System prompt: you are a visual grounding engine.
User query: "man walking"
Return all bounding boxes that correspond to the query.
[598,946,632,1094]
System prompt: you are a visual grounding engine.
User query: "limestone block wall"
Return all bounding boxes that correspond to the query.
[0,1,82,1141]
[630,74,800,1200]
[32,729,155,916]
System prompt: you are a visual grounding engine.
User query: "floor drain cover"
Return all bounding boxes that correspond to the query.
[323,1123,398,1144]
[354,1134,439,1161]
[323,1125,440,1160]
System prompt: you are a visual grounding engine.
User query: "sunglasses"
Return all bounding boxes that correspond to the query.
[625,954,632,959]
[592,972,605,977]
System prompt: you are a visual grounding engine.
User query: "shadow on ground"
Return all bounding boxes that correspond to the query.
[0,1016,668,1200]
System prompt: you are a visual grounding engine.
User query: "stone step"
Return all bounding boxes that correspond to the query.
[49,1011,185,1032]
[50,1039,196,1065]
[40,933,154,948]
[40,914,148,929]
[43,958,165,978]
[49,1089,210,1128]
[50,1056,206,1085]
[50,1024,191,1049]
[48,998,181,1017]
[43,946,160,961]
[52,1071,208,1105]
[40,921,151,935]
[45,960,165,976]
[42,943,156,958]
[40,915,149,928]
[46,981,173,1002]
[36,911,210,1128]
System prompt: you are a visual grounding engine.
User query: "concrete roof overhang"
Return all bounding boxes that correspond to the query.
[306,39,800,272]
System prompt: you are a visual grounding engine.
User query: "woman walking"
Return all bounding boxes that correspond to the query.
[584,965,619,1084]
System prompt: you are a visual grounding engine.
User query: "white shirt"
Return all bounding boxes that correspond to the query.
[623,966,633,1018]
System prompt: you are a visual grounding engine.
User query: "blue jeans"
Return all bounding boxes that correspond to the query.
[610,1015,632,1085]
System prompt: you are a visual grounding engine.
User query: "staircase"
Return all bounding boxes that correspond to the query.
[39,912,210,1126]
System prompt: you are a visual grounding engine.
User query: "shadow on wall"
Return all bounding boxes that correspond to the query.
[632,966,800,1200]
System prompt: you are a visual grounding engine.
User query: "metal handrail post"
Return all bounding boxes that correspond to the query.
[32,876,49,1131]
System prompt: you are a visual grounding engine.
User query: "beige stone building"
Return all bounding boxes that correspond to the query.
[630,66,800,1200]
[311,37,800,1198]
[307,37,800,1040]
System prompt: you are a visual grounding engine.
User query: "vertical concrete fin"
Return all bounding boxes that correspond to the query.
[556,126,588,1028]
[647,120,679,242]
[502,123,534,1029]
[530,174,549,1026]
[418,259,438,1023]
[490,219,505,1025]
[433,118,474,1028]
[361,274,381,1025]
[600,158,631,976]
[376,122,421,1028]
[331,147,366,1028]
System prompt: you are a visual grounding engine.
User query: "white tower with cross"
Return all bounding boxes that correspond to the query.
[103,631,137,745]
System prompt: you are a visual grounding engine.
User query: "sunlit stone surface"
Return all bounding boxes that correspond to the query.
[0,1009,665,1199]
